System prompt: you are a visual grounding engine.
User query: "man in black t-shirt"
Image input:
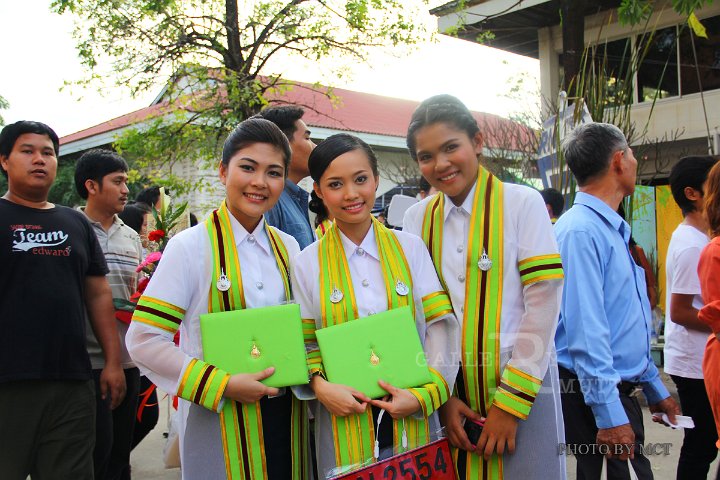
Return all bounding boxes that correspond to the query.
[0,121,126,479]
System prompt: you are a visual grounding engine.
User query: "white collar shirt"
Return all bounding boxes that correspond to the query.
[403,179,562,376]
[292,225,460,386]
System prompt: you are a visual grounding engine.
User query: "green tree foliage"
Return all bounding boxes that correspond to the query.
[47,159,83,207]
[51,0,429,188]
[618,0,715,26]
[0,95,9,126]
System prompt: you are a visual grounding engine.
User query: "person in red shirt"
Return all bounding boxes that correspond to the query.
[699,160,720,448]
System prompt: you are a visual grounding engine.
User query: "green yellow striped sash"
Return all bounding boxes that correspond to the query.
[315,219,333,239]
[421,167,504,479]
[318,218,432,468]
[421,169,565,479]
[207,200,306,480]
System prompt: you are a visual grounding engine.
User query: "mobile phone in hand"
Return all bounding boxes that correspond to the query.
[463,418,484,445]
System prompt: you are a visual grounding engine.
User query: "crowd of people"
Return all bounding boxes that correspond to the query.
[1,94,719,480]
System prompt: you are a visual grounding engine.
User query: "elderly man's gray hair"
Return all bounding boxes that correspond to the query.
[562,122,629,186]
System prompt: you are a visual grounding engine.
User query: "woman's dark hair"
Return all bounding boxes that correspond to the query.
[118,203,149,234]
[135,186,167,208]
[222,117,291,171]
[308,133,379,183]
[406,94,480,161]
[309,190,329,227]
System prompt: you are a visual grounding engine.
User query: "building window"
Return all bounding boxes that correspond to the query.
[637,26,679,102]
[679,15,720,95]
[586,38,634,107]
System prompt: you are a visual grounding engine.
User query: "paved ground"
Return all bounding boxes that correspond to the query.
[130,394,179,480]
[565,414,719,479]
[132,375,719,479]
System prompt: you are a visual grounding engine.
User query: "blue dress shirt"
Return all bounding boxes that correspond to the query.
[265,179,315,250]
[555,192,669,429]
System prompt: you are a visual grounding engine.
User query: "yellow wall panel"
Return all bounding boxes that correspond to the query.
[655,185,684,314]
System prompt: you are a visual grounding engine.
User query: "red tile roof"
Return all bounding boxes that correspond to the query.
[60,82,531,150]
[60,101,172,145]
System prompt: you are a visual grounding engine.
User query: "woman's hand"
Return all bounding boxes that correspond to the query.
[369,380,422,419]
[439,396,483,452]
[476,405,519,459]
[224,367,280,404]
[311,376,370,417]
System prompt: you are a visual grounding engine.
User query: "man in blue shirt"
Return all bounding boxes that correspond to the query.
[256,106,316,249]
[555,122,680,480]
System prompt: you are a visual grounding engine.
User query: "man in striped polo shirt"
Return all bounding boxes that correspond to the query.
[75,149,142,480]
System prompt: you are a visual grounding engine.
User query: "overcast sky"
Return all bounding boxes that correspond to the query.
[0,0,540,138]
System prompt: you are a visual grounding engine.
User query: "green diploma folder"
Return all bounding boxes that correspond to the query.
[200,303,309,388]
[315,306,432,399]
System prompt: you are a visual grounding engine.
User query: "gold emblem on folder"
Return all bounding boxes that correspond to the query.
[370,349,380,365]
[251,343,261,359]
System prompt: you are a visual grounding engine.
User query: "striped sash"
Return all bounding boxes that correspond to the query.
[207,200,307,480]
[421,168,505,479]
[315,219,333,239]
[318,218,432,468]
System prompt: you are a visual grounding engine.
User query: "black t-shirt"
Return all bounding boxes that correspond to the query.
[0,198,109,383]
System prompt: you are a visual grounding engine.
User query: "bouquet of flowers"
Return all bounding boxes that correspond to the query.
[117,187,188,310]
[146,187,188,252]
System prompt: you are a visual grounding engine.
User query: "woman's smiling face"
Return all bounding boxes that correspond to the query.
[314,148,378,230]
[413,122,483,205]
[220,142,286,231]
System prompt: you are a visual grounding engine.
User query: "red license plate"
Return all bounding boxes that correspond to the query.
[333,438,457,480]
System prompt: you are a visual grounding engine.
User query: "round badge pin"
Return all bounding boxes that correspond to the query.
[216,269,231,291]
[478,249,493,272]
[395,279,409,296]
[330,287,344,304]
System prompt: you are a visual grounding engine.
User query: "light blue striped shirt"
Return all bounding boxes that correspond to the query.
[555,192,669,428]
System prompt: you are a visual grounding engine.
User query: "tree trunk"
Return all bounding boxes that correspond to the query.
[224,0,242,72]
[561,0,586,98]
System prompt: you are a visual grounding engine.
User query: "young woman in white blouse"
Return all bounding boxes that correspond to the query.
[403,95,566,480]
[127,118,311,479]
[292,133,459,477]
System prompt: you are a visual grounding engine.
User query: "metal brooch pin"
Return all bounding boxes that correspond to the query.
[216,269,231,291]
[330,286,344,304]
[251,343,261,359]
[395,279,409,296]
[478,249,493,271]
